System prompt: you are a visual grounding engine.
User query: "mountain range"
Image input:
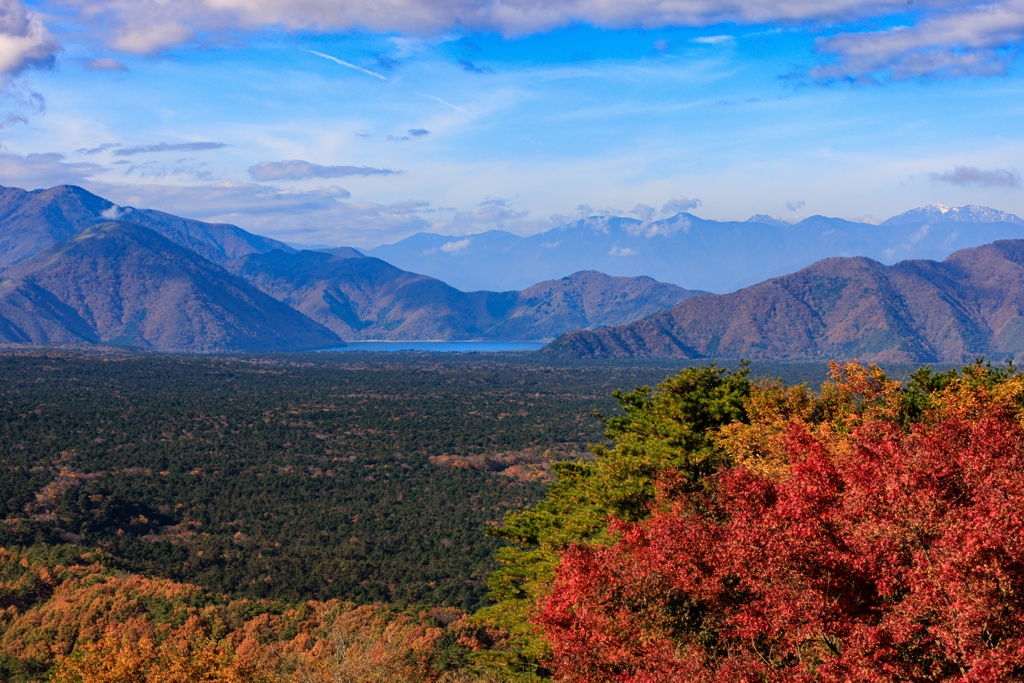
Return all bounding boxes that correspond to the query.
[0,222,340,352]
[6,183,1024,360]
[230,252,695,341]
[549,239,1024,364]
[0,185,699,352]
[367,206,1024,293]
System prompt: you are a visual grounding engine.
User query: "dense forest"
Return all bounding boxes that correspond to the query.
[0,351,715,612]
[5,350,1011,682]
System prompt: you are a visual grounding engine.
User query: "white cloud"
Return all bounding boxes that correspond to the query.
[438,238,471,253]
[661,196,701,214]
[111,21,192,54]
[0,0,59,83]
[57,0,958,51]
[0,151,103,187]
[609,245,638,256]
[629,203,656,223]
[692,35,734,45]
[815,1,1024,79]
[59,0,1024,80]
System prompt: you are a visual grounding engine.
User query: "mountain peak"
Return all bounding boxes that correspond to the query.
[746,214,792,228]
[882,204,1024,226]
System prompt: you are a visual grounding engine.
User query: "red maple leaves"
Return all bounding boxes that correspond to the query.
[538,412,1024,682]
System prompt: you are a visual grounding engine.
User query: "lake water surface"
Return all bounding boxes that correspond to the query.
[322,341,547,353]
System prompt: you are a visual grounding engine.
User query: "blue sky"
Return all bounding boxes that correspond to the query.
[0,0,1023,247]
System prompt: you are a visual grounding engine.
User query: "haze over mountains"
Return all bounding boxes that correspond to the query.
[550,240,1024,364]
[4,183,1024,359]
[0,185,699,351]
[368,206,1024,293]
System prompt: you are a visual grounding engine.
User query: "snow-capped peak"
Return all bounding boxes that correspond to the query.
[881,204,1024,226]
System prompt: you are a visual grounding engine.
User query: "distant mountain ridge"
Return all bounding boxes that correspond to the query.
[548,239,1024,364]
[0,184,292,268]
[231,252,700,341]
[0,185,702,351]
[880,204,1024,226]
[367,205,1024,293]
[0,223,340,352]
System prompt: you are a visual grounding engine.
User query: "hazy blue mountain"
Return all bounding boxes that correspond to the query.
[0,222,340,352]
[0,184,294,267]
[315,246,365,259]
[232,250,701,341]
[548,239,1024,364]
[746,214,792,228]
[880,204,1024,226]
[366,205,1024,293]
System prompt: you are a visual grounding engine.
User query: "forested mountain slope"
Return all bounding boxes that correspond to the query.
[0,222,340,352]
[549,240,1024,363]
[232,250,700,341]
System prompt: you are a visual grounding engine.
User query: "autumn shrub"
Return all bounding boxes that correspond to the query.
[0,547,489,682]
[537,371,1024,681]
[476,364,752,674]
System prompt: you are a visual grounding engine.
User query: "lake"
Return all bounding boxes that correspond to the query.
[322,341,548,353]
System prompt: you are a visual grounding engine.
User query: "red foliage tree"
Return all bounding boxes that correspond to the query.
[537,413,1024,682]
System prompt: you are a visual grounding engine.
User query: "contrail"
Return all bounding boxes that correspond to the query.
[418,92,474,117]
[308,50,388,81]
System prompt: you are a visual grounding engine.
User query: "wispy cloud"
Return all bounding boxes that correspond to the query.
[113,142,227,156]
[418,92,474,116]
[930,166,1022,189]
[308,50,388,80]
[249,160,399,181]
[692,35,735,46]
[0,151,103,186]
[661,196,702,214]
[439,238,471,253]
[77,142,120,155]
[85,58,127,71]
